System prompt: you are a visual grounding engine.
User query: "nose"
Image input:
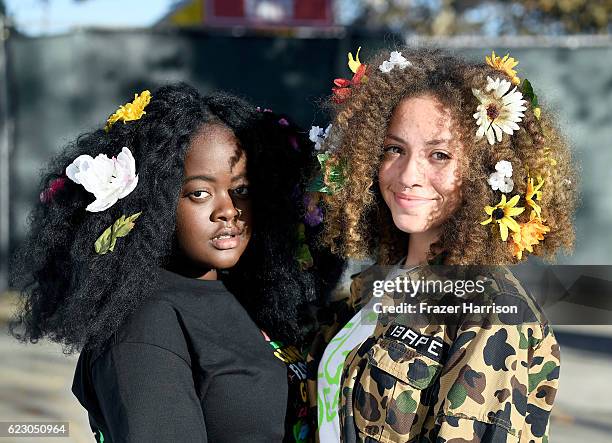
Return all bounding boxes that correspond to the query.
[397,152,425,189]
[210,193,240,222]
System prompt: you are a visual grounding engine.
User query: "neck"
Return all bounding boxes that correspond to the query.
[404,227,441,266]
[166,257,218,281]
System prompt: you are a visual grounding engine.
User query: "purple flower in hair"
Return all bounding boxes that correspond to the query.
[303,193,324,226]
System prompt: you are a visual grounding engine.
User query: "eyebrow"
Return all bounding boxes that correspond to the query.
[425,139,451,146]
[183,173,247,184]
[385,134,452,147]
[385,134,408,145]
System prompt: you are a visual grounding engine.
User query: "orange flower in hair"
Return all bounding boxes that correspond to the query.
[332,47,368,104]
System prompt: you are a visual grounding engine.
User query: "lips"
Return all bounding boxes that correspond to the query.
[393,192,436,209]
[210,226,244,250]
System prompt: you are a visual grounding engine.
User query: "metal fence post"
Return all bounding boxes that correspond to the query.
[0,14,11,293]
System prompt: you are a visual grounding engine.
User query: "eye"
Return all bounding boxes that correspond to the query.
[383,145,403,155]
[189,190,211,200]
[232,185,250,198]
[432,151,451,161]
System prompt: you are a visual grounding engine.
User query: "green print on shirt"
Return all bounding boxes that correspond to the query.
[98,430,104,443]
[262,331,310,443]
[317,311,377,428]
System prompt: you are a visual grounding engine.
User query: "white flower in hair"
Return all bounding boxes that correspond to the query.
[487,160,514,193]
[488,173,514,193]
[378,51,412,73]
[309,124,332,151]
[494,160,513,177]
[473,77,527,145]
[66,147,139,212]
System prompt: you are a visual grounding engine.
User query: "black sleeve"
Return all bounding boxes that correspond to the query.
[91,341,207,443]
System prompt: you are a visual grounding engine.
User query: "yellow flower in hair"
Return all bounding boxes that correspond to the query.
[486,51,520,86]
[480,194,525,241]
[525,175,544,217]
[105,90,152,131]
[510,211,550,260]
[543,147,557,166]
[348,47,362,74]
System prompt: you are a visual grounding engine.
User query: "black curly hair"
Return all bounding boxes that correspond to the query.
[9,83,317,353]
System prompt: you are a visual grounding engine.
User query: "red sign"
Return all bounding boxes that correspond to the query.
[207,0,332,26]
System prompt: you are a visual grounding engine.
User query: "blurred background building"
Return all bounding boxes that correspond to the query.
[0,1,611,442]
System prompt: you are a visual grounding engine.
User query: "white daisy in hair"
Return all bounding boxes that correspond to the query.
[472,77,527,145]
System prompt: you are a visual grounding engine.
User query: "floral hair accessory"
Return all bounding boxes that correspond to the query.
[525,174,544,217]
[295,223,314,270]
[303,193,323,226]
[487,160,514,193]
[309,124,332,151]
[473,77,527,145]
[40,176,67,203]
[66,147,139,212]
[484,51,541,120]
[510,211,550,260]
[480,194,525,241]
[378,51,412,73]
[348,47,363,73]
[332,47,368,104]
[543,146,557,166]
[308,152,346,194]
[95,212,142,255]
[522,79,541,120]
[105,90,151,131]
[486,51,520,86]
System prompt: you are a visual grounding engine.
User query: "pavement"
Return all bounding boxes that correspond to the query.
[0,293,611,443]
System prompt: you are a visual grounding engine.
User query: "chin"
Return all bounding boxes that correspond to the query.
[391,213,431,234]
[203,249,245,270]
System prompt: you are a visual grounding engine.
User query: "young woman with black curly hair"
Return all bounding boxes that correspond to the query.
[11,83,315,442]
[306,48,577,442]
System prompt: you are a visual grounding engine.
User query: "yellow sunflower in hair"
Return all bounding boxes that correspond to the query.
[480,194,525,241]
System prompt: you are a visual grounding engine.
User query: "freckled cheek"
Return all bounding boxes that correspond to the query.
[377,161,396,191]
[431,179,462,214]
[430,162,461,190]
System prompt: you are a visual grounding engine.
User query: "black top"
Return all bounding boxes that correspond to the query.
[72,267,309,443]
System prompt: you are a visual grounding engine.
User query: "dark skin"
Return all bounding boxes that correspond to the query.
[171,124,252,280]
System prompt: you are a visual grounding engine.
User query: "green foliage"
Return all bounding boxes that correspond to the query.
[352,0,612,35]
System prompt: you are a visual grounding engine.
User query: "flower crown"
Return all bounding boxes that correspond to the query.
[39,90,152,254]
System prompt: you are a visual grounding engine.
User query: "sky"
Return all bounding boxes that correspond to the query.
[4,0,359,36]
[5,0,176,36]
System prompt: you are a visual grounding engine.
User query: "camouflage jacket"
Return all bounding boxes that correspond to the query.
[306,264,560,443]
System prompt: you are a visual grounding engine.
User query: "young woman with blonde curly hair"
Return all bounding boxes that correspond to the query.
[306,47,576,442]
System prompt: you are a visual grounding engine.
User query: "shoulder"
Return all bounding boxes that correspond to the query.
[478,265,551,341]
[92,295,192,367]
[348,263,387,310]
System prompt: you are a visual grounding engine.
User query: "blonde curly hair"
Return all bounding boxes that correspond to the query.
[320,47,577,265]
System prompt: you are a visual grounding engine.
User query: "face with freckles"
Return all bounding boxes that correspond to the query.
[378,94,463,235]
[174,124,252,280]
